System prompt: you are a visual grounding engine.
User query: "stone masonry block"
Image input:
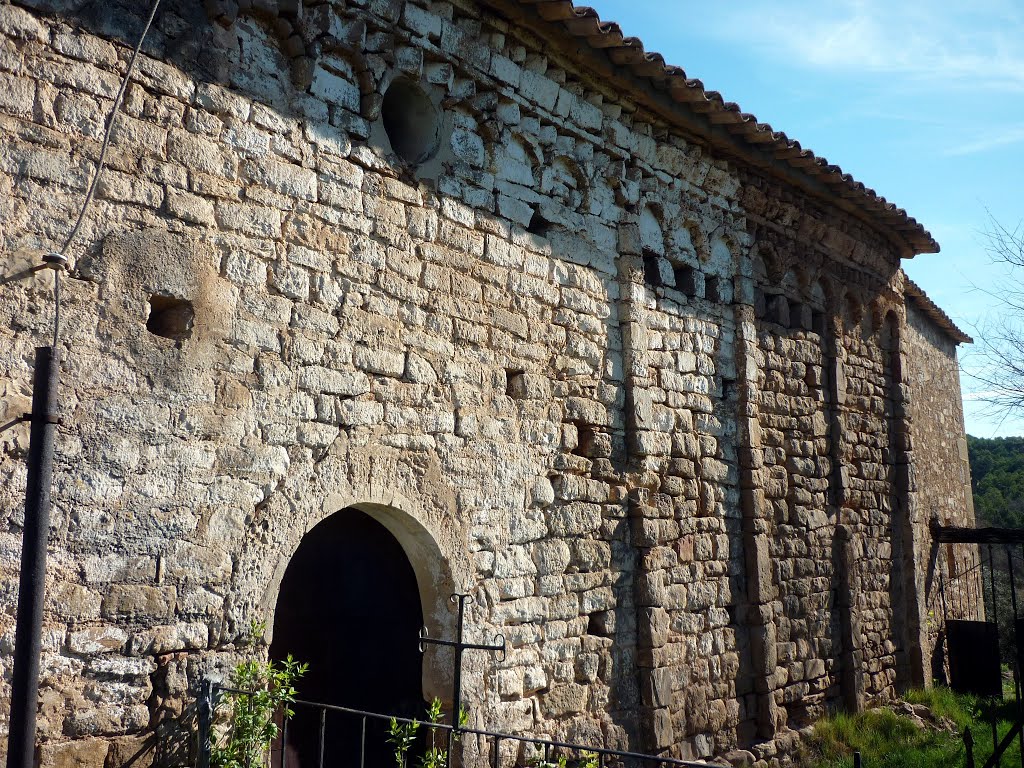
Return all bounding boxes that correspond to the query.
[354,345,405,377]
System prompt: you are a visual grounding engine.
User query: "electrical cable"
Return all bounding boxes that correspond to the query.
[49,0,162,345]
[58,0,162,258]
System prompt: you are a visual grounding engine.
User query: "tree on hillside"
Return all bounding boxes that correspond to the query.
[968,435,1024,528]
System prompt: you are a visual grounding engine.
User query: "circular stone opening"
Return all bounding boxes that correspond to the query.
[381,79,440,166]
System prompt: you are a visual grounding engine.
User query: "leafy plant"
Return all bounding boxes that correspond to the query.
[389,698,469,768]
[387,716,420,768]
[420,698,446,768]
[527,746,598,768]
[209,622,308,768]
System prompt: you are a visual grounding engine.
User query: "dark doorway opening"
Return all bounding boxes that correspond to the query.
[270,508,425,768]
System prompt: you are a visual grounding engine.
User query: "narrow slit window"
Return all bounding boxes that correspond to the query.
[674,264,696,296]
[643,249,664,287]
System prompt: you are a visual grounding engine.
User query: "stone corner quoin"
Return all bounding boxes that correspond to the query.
[0,0,976,766]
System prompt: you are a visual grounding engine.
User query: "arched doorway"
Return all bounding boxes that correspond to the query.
[270,508,425,767]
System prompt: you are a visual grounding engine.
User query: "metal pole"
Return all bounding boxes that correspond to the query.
[993,711,1001,768]
[853,751,862,768]
[1008,547,1020,702]
[317,708,326,768]
[940,569,949,623]
[197,679,214,768]
[449,594,467,762]
[5,346,59,768]
[453,594,466,735]
[991,545,1000,638]
[1009,546,1020,623]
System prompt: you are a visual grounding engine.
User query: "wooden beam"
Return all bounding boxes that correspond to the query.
[932,525,1024,545]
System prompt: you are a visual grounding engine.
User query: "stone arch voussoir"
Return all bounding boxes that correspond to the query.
[227,468,472,700]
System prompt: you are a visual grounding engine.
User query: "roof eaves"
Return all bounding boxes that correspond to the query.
[904,276,972,344]
[514,1,940,256]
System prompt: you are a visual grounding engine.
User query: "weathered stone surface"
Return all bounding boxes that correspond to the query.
[542,683,588,717]
[0,3,973,766]
[101,587,177,620]
[37,738,109,768]
[68,626,129,655]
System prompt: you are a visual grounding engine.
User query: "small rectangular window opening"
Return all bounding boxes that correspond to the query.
[673,264,696,296]
[643,249,663,287]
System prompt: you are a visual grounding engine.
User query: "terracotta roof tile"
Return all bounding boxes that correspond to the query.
[514,0,940,256]
[904,276,972,344]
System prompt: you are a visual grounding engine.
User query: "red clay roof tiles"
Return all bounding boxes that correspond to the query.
[514,1,940,256]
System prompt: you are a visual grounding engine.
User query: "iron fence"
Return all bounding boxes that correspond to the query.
[198,682,718,768]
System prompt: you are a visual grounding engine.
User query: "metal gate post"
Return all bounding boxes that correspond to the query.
[1007,547,1020,702]
[989,545,1000,640]
[197,678,214,768]
[992,712,1001,768]
[5,347,60,768]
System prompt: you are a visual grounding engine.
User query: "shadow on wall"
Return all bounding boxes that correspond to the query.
[39,0,368,128]
[36,0,233,84]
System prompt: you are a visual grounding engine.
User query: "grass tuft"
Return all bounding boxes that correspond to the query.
[802,687,1022,768]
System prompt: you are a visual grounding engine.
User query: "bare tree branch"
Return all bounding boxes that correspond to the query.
[966,213,1024,415]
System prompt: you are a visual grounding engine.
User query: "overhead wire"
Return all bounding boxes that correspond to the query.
[49,0,163,347]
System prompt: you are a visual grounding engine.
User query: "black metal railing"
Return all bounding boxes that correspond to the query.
[197,682,717,768]
[961,688,1024,768]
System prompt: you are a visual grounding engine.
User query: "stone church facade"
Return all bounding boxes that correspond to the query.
[0,0,976,766]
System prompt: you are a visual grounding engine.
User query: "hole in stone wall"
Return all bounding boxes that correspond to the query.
[147,294,194,341]
[506,369,526,398]
[789,301,807,330]
[674,264,696,296]
[573,422,597,458]
[527,209,553,237]
[753,288,766,317]
[721,377,736,401]
[705,276,723,303]
[588,611,614,636]
[765,294,788,327]
[642,249,664,288]
[382,78,440,166]
[812,311,826,336]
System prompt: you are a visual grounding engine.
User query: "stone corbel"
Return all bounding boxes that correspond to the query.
[204,0,373,92]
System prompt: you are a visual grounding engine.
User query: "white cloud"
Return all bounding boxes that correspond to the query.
[943,125,1024,156]
[702,0,1024,92]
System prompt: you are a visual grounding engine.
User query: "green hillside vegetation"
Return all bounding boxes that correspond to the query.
[968,435,1024,528]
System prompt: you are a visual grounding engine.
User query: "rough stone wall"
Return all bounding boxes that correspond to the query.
[0,1,972,767]
[836,314,902,696]
[752,300,835,730]
[904,299,979,664]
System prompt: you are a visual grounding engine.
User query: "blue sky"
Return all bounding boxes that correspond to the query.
[587,0,1024,436]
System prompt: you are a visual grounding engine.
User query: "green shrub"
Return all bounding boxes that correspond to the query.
[209,624,308,768]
